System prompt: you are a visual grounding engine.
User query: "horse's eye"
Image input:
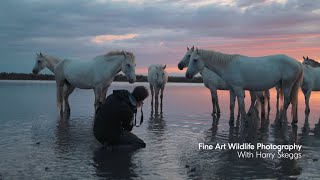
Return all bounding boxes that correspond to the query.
[37,60,41,63]
[127,64,130,67]
[193,59,198,62]
[188,55,191,57]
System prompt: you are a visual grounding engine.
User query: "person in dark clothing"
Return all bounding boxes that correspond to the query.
[93,86,149,149]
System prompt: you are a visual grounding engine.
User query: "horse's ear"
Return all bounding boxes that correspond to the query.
[36,52,39,56]
[303,56,306,60]
[196,48,199,54]
[191,46,194,50]
[163,65,166,69]
[187,47,189,51]
[39,52,43,57]
[307,56,309,60]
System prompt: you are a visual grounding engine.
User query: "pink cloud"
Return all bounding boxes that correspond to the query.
[91,34,138,43]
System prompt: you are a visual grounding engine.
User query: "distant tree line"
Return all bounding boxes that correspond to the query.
[0,72,203,83]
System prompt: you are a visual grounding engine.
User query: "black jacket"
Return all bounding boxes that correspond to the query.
[93,90,137,145]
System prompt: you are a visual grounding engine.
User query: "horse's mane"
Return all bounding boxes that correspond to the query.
[197,49,240,67]
[104,50,135,62]
[43,54,63,63]
[307,58,320,65]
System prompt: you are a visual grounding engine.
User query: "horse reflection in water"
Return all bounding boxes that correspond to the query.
[55,113,71,152]
[272,117,302,176]
[148,102,166,140]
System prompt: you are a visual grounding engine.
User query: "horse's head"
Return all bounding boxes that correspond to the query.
[178,46,194,70]
[302,56,320,68]
[121,51,136,84]
[154,65,167,88]
[32,52,48,74]
[302,56,310,65]
[186,48,205,79]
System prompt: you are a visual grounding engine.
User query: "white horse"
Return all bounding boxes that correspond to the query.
[32,52,62,74]
[178,47,270,117]
[54,51,136,114]
[301,57,320,114]
[186,48,303,123]
[148,64,168,108]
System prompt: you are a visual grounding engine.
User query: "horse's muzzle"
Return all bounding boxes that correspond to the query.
[32,69,38,74]
[178,63,184,70]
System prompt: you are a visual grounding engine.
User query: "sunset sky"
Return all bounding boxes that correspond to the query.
[1,0,320,76]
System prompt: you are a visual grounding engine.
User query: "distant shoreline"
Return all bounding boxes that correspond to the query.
[0,72,203,83]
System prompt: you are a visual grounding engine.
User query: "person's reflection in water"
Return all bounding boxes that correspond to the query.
[93,147,137,179]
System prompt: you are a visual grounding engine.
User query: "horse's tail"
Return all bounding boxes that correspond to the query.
[291,66,304,123]
[56,83,64,112]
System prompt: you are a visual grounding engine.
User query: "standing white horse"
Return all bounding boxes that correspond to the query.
[32,52,62,74]
[186,48,303,123]
[54,51,136,114]
[301,57,320,114]
[178,47,270,117]
[148,64,168,108]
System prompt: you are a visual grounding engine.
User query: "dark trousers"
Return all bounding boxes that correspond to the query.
[103,131,146,150]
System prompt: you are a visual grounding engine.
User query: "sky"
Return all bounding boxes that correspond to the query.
[1,0,320,76]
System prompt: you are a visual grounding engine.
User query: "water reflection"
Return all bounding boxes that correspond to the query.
[148,103,166,137]
[93,148,137,179]
[314,119,320,137]
[55,112,71,153]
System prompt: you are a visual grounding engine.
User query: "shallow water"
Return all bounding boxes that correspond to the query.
[0,80,320,179]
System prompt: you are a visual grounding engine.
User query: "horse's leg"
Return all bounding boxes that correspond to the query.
[280,86,292,123]
[214,90,221,116]
[265,90,271,113]
[160,85,165,106]
[234,87,246,122]
[249,91,256,108]
[64,82,75,113]
[100,85,110,104]
[155,87,160,108]
[304,89,311,114]
[259,93,266,118]
[150,84,154,106]
[249,91,256,115]
[210,89,217,116]
[94,88,102,112]
[229,90,236,123]
[276,85,280,111]
[56,81,65,115]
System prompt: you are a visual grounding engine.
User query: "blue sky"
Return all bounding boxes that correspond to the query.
[1,0,320,76]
